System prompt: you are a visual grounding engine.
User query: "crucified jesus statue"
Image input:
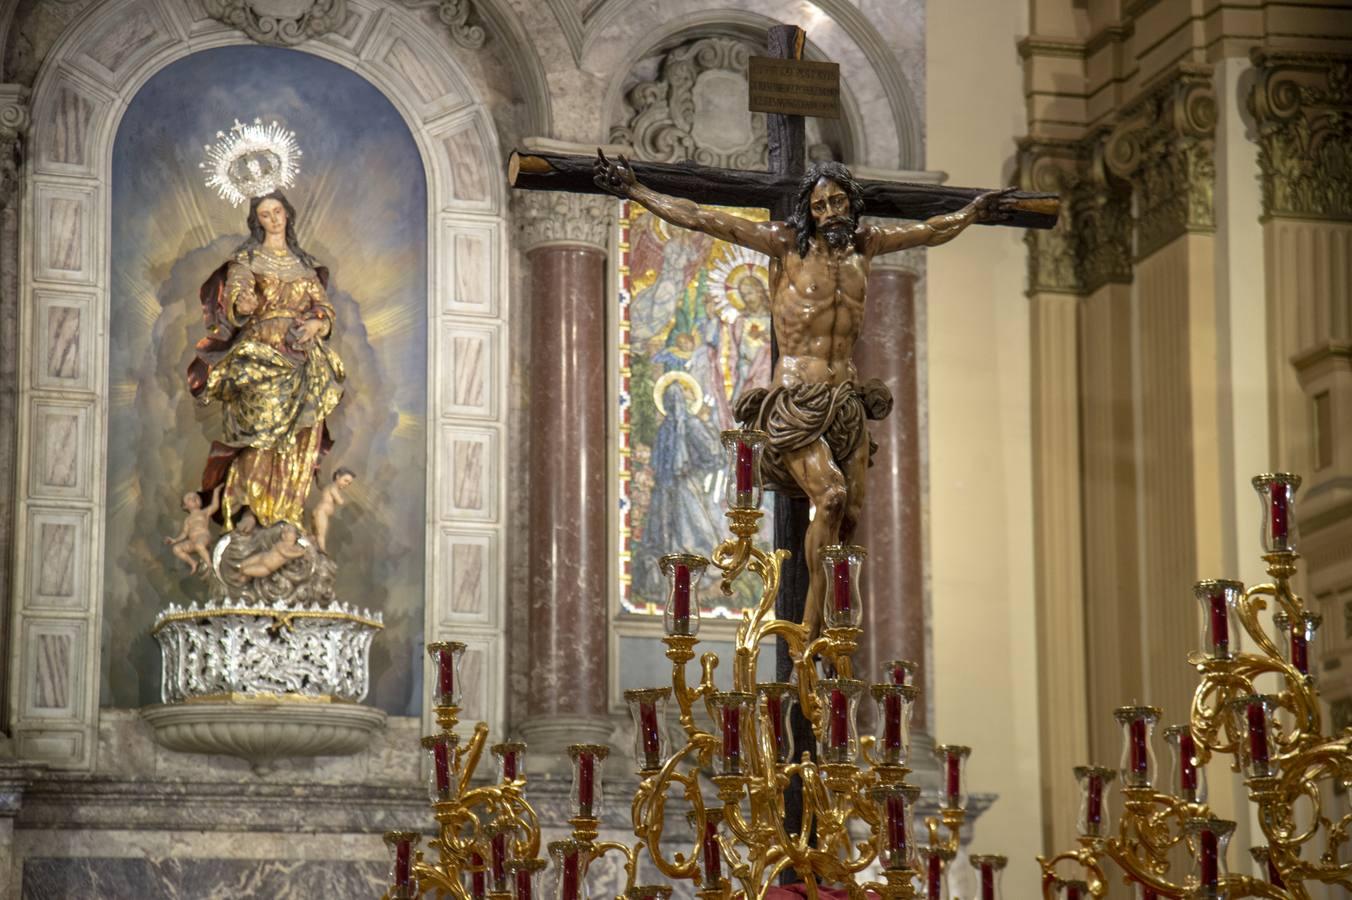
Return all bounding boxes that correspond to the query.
[595,151,1013,649]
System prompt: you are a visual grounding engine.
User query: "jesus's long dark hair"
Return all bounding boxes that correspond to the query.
[235,190,319,269]
[785,161,865,257]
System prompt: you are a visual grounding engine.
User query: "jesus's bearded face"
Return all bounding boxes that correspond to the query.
[809,178,855,251]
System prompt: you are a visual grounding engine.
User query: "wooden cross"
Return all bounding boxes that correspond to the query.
[506,24,1057,860]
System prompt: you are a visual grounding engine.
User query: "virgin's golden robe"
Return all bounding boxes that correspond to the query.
[203,246,345,528]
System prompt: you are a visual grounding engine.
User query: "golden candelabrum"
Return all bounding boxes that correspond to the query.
[383,429,1011,900]
[1038,474,1352,900]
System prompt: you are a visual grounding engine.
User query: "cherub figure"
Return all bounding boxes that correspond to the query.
[311,467,355,554]
[164,485,222,575]
[238,523,307,579]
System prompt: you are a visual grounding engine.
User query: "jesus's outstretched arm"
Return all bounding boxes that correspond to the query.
[594,150,791,257]
[865,187,1017,256]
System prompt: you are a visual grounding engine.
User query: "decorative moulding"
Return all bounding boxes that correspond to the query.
[140,699,386,774]
[203,0,349,46]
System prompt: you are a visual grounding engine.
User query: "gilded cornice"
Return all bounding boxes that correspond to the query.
[1018,135,1133,296]
[515,191,612,253]
[1249,51,1352,221]
[1105,65,1216,259]
[0,84,29,211]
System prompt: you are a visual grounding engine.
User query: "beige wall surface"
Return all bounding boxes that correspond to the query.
[928,0,1044,887]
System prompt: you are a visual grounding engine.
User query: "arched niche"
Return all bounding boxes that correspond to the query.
[9,0,511,768]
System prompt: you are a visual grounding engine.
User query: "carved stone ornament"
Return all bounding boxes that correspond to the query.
[0,84,30,211]
[1106,65,1217,260]
[1250,51,1352,221]
[205,0,348,47]
[516,190,612,252]
[610,37,768,169]
[1019,135,1133,295]
[402,0,486,50]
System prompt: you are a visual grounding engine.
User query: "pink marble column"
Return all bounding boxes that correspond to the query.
[517,193,614,765]
[853,256,929,730]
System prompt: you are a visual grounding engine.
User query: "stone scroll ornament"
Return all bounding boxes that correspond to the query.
[152,117,379,704]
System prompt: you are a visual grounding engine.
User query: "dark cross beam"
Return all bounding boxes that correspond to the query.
[505,23,1058,877]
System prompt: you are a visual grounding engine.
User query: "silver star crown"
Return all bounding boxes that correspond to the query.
[199,117,303,207]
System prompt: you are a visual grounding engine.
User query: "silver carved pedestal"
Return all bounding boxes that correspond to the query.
[142,602,386,774]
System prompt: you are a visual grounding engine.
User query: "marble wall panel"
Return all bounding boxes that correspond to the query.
[28,400,91,500]
[439,425,498,521]
[25,508,90,611]
[437,527,497,626]
[440,322,499,419]
[20,619,86,720]
[365,17,466,121]
[21,858,387,900]
[69,3,180,86]
[32,291,93,391]
[438,219,500,316]
[14,730,83,763]
[31,76,109,177]
[33,183,95,284]
[439,116,494,208]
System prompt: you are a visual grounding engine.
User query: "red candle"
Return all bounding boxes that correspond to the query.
[889,661,909,686]
[560,849,579,900]
[1138,886,1159,899]
[1266,855,1285,887]
[832,558,851,615]
[735,440,753,495]
[471,851,486,899]
[883,693,902,752]
[980,863,995,900]
[576,753,595,816]
[438,648,455,699]
[1086,772,1104,826]
[501,748,518,782]
[1199,827,1219,888]
[491,830,508,889]
[1130,718,1148,775]
[1291,629,1309,674]
[1178,730,1198,793]
[433,740,452,796]
[1247,701,1270,766]
[639,700,661,768]
[1208,591,1229,655]
[765,693,788,761]
[701,819,722,885]
[944,753,961,806]
[925,854,942,898]
[672,563,691,627]
[829,688,849,750]
[722,704,742,772]
[395,839,412,887]
[1271,488,1289,545]
[1065,885,1082,900]
[515,866,533,900]
[884,792,907,861]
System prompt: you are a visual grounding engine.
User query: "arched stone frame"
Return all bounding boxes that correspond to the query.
[8,0,513,768]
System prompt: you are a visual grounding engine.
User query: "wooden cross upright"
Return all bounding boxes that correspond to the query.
[506,23,1057,860]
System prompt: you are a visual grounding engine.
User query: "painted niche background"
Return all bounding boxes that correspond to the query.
[102,46,428,714]
[617,201,773,618]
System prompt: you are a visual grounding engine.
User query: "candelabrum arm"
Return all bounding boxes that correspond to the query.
[457,722,490,796]
[632,740,712,881]
[1037,848,1111,899]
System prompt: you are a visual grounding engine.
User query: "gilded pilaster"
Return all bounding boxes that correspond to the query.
[1250,51,1352,717]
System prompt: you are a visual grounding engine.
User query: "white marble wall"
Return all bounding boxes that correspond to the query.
[8,0,514,768]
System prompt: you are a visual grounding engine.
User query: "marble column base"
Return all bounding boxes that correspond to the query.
[516,714,614,777]
[140,700,386,775]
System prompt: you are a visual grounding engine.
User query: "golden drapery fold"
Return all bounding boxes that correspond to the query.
[190,247,345,529]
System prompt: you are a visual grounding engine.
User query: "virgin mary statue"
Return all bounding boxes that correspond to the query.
[187,189,345,530]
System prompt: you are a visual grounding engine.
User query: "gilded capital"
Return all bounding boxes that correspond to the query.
[1017,135,1131,296]
[515,191,612,253]
[1250,51,1352,221]
[1106,65,1216,259]
[0,84,30,211]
